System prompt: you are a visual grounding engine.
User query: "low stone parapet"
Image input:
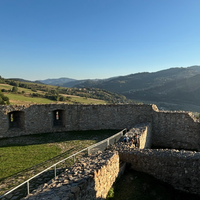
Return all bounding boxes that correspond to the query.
[22,150,120,200]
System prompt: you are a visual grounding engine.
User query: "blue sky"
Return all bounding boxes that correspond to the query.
[1,0,200,81]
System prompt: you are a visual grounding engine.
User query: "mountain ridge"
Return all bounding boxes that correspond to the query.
[5,65,200,111]
[74,66,200,93]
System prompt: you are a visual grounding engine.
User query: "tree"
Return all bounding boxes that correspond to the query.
[59,96,66,101]
[9,81,18,87]
[0,91,10,105]
[12,86,18,93]
[0,76,5,83]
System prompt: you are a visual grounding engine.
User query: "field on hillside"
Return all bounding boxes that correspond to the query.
[0,83,106,105]
[5,93,55,104]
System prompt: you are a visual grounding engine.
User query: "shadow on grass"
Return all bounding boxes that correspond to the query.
[0,130,120,147]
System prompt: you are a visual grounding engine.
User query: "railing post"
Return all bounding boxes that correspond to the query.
[107,139,109,147]
[73,155,75,163]
[27,181,29,195]
[88,147,90,155]
[54,165,56,179]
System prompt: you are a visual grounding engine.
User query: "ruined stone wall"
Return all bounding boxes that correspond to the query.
[125,123,152,149]
[1,103,200,151]
[152,108,200,151]
[137,123,152,149]
[0,104,153,138]
[110,143,200,195]
[22,151,120,200]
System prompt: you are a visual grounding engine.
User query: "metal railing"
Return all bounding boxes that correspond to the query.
[0,128,126,199]
[88,129,126,154]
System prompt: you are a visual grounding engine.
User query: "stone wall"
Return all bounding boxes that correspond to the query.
[0,103,200,151]
[22,151,120,200]
[136,123,152,149]
[124,123,152,149]
[0,104,153,138]
[110,143,200,195]
[152,108,200,151]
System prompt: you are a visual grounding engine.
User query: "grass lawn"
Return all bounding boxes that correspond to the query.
[0,145,61,180]
[0,130,119,181]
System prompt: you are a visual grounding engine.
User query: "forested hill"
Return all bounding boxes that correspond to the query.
[125,74,200,106]
[74,66,200,93]
[72,65,200,110]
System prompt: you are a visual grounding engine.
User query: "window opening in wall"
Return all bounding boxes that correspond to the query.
[10,113,14,122]
[56,111,59,120]
[8,111,24,129]
[53,110,65,127]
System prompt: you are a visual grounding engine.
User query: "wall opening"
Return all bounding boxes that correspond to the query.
[8,111,25,129]
[53,110,65,127]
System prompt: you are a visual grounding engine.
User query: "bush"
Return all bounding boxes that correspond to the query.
[106,187,114,199]
[31,88,37,92]
[12,86,18,93]
[0,91,10,105]
[59,96,66,101]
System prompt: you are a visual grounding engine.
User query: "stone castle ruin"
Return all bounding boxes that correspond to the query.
[0,104,200,199]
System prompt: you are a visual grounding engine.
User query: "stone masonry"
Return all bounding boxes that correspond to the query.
[21,151,120,200]
[1,103,200,199]
[0,103,200,151]
[20,124,200,199]
[109,143,200,195]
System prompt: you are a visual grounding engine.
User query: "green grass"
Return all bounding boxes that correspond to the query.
[6,93,106,104]
[0,84,13,90]
[6,93,54,104]
[0,130,119,180]
[0,83,107,105]
[0,145,61,179]
[69,96,106,104]
[0,84,33,93]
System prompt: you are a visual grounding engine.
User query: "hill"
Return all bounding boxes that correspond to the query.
[71,66,200,111]
[38,77,119,88]
[9,78,43,84]
[125,73,200,106]
[74,66,200,93]
[38,77,76,86]
[0,76,132,105]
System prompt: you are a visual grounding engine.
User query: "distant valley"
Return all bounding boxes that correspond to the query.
[34,65,200,112]
[5,65,200,112]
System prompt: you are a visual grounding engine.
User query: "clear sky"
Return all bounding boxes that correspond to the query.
[1,0,200,81]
